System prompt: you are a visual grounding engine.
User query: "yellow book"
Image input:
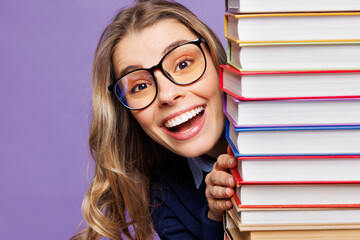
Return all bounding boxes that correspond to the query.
[224,12,360,44]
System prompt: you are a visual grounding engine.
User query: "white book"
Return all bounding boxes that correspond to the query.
[227,122,360,156]
[225,94,360,127]
[236,184,360,206]
[220,65,360,100]
[226,12,360,43]
[226,0,360,13]
[227,40,360,71]
[232,207,360,225]
[238,157,360,182]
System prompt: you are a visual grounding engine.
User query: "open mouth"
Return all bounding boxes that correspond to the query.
[164,106,204,133]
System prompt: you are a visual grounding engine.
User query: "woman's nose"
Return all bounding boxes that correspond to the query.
[154,70,186,107]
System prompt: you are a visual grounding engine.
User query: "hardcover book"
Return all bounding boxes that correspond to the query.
[228,206,360,225]
[226,119,360,157]
[229,168,360,208]
[227,209,360,239]
[220,64,360,100]
[227,40,360,71]
[224,93,360,128]
[229,207,360,232]
[226,0,360,13]
[223,210,243,240]
[232,156,360,182]
[225,12,360,44]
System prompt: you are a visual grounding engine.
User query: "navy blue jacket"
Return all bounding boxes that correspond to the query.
[150,155,223,240]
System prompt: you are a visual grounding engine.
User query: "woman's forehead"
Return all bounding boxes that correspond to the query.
[113,19,198,76]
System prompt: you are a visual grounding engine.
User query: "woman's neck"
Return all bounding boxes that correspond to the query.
[205,132,228,160]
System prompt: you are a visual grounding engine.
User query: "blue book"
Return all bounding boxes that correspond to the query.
[225,119,360,157]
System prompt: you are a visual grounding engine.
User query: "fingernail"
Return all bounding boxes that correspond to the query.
[228,158,234,166]
[226,200,232,207]
[227,177,234,186]
[225,188,231,196]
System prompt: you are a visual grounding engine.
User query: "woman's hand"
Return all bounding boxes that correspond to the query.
[205,146,237,221]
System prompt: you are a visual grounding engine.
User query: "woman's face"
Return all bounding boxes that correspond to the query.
[113,19,224,158]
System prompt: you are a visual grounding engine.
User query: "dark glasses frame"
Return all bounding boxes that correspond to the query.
[108,38,207,110]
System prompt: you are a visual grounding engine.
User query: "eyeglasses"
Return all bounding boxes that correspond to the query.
[108,38,207,110]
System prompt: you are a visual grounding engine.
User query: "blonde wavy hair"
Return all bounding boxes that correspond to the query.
[72,0,226,239]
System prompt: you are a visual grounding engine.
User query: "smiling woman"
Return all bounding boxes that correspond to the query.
[71,1,237,240]
[113,20,224,157]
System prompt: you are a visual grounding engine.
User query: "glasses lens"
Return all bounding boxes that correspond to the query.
[162,43,206,85]
[114,70,156,109]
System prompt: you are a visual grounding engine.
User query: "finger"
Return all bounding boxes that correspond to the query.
[209,198,233,213]
[209,185,235,199]
[215,154,237,170]
[206,171,235,188]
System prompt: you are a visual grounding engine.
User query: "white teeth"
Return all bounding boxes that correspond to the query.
[164,106,204,128]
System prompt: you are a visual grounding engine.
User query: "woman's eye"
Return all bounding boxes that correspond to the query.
[176,59,193,71]
[131,83,151,93]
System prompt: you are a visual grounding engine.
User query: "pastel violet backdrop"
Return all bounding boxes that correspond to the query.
[0,0,226,239]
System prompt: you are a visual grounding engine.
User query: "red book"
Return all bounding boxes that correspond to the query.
[219,64,360,101]
[230,167,360,209]
[231,155,360,183]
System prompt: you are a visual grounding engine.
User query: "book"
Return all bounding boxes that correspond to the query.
[226,120,360,157]
[224,210,245,240]
[225,12,360,44]
[226,0,360,13]
[219,64,360,100]
[229,206,360,225]
[226,229,360,240]
[244,229,360,240]
[226,208,360,239]
[232,156,360,182]
[224,94,360,128]
[230,174,360,207]
[231,157,360,208]
[227,40,360,71]
[227,208,360,231]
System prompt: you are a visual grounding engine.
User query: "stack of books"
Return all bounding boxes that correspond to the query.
[221,0,360,239]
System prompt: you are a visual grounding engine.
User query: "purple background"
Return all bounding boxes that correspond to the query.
[0,0,225,239]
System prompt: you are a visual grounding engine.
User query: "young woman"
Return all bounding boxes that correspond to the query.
[73,0,237,239]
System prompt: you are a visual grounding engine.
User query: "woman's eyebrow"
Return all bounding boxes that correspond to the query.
[117,39,191,78]
[162,40,188,55]
[117,65,142,79]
